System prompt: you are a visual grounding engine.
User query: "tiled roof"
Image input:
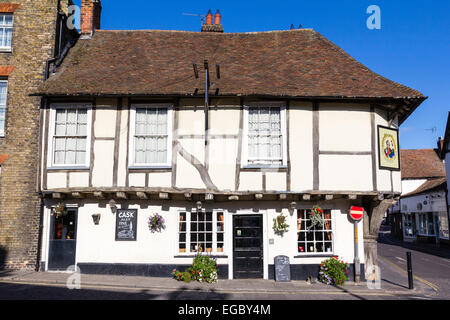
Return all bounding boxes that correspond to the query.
[402,177,447,198]
[400,149,446,179]
[37,29,424,100]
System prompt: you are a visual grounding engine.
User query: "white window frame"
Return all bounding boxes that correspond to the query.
[241,101,287,168]
[296,209,335,255]
[0,80,7,137]
[129,103,173,168]
[177,210,226,256]
[47,103,93,169]
[0,13,13,51]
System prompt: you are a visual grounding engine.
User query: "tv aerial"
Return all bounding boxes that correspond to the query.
[182,13,206,24]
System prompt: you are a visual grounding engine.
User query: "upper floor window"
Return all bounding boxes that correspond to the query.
[0,14,13,51]
[129,104,173,168]
[48,104,92,168]
[242,102,287,167]
[0,80,7,136]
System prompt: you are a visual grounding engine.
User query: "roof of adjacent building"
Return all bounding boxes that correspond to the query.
[37,29,424,102]
[402,177,447,198]
[400,149,446,179]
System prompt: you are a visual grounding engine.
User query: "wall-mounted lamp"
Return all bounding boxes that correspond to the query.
[196,201,202,211]
[91,213,101,225]
[108,199,117,214]
[288,201,297,216]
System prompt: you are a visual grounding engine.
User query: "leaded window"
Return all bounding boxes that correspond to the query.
[297,209,333,254]
[0,14,13,50]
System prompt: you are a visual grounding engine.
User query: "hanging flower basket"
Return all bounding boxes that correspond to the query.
[273,213,289,235]
[52,202,67,219]
[308,205,325,230]
[148,213,166,233]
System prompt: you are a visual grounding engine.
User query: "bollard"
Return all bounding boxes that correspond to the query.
[406,251,413,289]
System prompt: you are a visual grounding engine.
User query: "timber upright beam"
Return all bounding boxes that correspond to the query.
[363,197,397,281]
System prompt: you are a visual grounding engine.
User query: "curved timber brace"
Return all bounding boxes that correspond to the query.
[362,197,398,280]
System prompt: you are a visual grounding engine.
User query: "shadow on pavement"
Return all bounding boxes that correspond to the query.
[0,281,230,300]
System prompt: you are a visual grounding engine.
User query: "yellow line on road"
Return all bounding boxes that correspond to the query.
[378,256,439,293]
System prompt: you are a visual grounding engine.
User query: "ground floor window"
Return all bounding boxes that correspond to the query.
[417,212,435,236]
[403,213,416,237]
[296,209,333,254]
[178,211,224,254]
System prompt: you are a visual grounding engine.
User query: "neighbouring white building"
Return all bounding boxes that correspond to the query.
[389,147,449,245]
[34,1,426,280]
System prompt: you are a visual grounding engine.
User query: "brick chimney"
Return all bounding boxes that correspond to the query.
[201,9,223,33]
[81,0,102,38]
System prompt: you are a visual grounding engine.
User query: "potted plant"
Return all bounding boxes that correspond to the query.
[148,213,166,233]
[273,213,289,235]
[308,205,324,230]
[318,256,349,286]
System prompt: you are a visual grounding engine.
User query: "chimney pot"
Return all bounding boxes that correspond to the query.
[206,9,213,25]
[214,10,221,25]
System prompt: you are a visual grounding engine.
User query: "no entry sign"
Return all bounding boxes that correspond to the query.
[349,206,364,221]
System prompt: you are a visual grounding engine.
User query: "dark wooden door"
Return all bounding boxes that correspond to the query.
[233,215,263,279]
[48,209,77,270]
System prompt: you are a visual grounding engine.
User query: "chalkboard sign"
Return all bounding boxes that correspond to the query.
[274,255,291,282]
[115,209,138,241]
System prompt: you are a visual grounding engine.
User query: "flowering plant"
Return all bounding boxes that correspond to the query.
[318,256,349,286]
[273,213,289,235]
[308,205,324,230]
[52,202,67,219]
[189,254,218,283]
[148,213,165,233]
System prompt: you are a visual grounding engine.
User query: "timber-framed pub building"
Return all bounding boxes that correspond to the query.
[34,0,426,281]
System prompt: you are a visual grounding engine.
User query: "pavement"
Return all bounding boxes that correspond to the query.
[0,263,435,299]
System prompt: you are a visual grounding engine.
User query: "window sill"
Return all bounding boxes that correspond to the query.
[128,165,172,170]
[174,254,228,259]
[241,165,287,171]
[294,254,335,258]
[47,166,90,171]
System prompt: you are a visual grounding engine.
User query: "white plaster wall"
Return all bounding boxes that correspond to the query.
[402,179,427,195]
[129,173,146,187]
[319,103,371,152]
[69,171,89,188]
[265,172,286,191]
[92,140,114,187]
[289,102,313,191]
[238,171,263,191]
[94,99,117,138]
[208,138,238,191]
[47,172,67,189]
[148,172,171,188]
[209,102,240,136]
[319,155,373,191]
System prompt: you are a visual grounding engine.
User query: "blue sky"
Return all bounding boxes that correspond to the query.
[73,0,449,150]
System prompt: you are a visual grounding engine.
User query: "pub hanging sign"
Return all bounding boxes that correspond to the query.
[115,209,138,241]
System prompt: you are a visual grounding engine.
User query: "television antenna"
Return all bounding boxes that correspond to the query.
[425,126,437,134]
[182,13,206,24]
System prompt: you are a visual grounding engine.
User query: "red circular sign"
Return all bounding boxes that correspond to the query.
[349,206,364,221]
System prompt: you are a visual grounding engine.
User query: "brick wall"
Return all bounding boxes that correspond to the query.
[0,0,73,270]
